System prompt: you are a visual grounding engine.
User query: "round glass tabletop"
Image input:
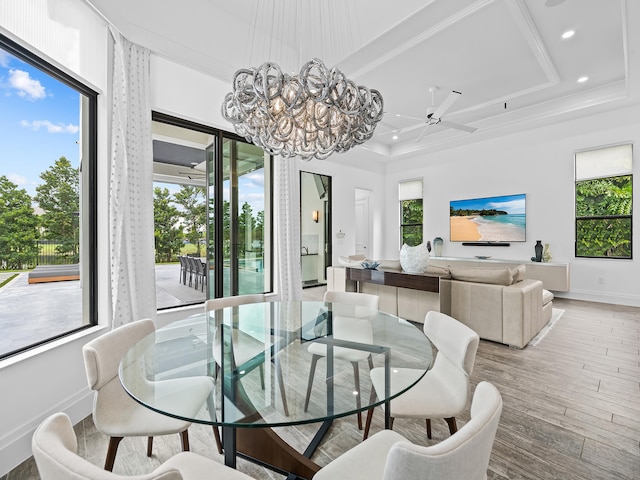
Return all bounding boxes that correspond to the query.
[119,300,433,428]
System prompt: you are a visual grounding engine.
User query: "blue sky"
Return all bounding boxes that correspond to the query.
[0,46,266,214]
[451,194,526,215]
[0,48,80,198]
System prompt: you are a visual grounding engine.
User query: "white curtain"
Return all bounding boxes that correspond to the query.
[274,156,303,302]
[109,28,156,327]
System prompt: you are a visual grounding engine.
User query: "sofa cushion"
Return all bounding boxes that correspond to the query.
[425,265,451,277]
[511,265,526,283]
[542,289,554,305]
[378,259,402,270]
[338,255,366,267]
[449,266,513,286]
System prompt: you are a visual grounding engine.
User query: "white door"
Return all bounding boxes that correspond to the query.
[355,196,369,256]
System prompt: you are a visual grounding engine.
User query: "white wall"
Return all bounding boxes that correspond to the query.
[382,104,640,306]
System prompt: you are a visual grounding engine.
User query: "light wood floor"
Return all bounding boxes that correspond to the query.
[4,295,639,479]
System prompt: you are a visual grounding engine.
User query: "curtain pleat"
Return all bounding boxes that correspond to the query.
[109,28,156,327]
[275,157,303,302]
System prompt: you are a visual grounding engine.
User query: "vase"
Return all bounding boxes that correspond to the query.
[543,243,552,263]
[400,243,430,273]
[534,240,543,262]
[433,237,443,257]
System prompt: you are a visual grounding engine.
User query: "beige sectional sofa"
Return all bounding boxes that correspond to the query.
[326,262,553,349]
[439,266,553,348]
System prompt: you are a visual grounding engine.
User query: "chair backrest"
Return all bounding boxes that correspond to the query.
[204,294,267,312]
[83,319,155,392]
[324,291,379,310]
[383,381,503,480]
[32,413,183,480]
[424,310,480,377]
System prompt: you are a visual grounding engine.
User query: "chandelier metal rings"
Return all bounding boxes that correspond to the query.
[221,58,384,160]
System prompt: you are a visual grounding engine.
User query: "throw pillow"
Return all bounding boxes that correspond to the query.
[449,266,513,286]
[511,264,526,283]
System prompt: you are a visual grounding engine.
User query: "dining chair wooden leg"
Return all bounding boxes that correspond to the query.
[351,361,363,430]
[259,363,265,389]
[146,436,153,456]
[362,387,377,440]
[275,360,290,416]
[180,430,190,451]
[426,419,432,439]
[445,417,458,435]
[104,436,123,471]
[303,354,321,412]
[212,425,223,454]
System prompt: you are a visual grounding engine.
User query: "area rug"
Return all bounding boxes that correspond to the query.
[528,308,565,347]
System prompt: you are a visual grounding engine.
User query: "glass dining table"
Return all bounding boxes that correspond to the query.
[119,300,433,479]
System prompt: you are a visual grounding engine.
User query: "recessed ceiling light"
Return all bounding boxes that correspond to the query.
[578,76,589,83]
[562,30,575,39]
[392,135,398,140]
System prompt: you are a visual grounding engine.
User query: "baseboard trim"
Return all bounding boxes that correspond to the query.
[0,389,92,477]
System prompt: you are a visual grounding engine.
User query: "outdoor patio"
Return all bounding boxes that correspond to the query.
[0,264,206,358]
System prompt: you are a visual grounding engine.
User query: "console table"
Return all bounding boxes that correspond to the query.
[345,267,440,292]
[333,267,444,323]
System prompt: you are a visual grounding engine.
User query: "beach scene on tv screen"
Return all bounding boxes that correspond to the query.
[450,194,526,242]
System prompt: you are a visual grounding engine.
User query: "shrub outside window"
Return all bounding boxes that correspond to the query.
[575,144,632,259]
[399,179,423,247]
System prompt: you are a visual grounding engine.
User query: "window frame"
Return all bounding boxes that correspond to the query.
[399,179,424,247]
[0,33,98,359]
[574,144,633,260]
[151,112,274,303]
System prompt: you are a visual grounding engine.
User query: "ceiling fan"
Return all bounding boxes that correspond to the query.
[413,86,477,142]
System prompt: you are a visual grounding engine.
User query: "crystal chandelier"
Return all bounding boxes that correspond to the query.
[221,58,384,161]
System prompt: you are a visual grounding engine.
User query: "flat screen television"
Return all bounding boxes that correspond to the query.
[450,193,526,242]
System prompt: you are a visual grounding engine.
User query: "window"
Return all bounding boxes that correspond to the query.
[151,113,272,307]
[575,144,633,259]
[0,34,97,359]
[399,179,423,246]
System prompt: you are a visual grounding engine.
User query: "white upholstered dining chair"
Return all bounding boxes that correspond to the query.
[205,294,289,450]
[82,319,214,471]
[304,290,379,429]
[32,412,253,480]
[364,310,480,440]
[314,381,503,480]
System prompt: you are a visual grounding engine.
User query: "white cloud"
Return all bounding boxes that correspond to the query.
[7,173,28,186]
[8,69,46,100]
[21,119,79,134]
[0,51,10,68]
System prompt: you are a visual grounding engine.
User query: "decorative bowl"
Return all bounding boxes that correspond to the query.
[360,261,380,270]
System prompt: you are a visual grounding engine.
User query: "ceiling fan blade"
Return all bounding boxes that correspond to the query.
[439,119,477,133]
[415,123,431,143]
[390,112,425,122]
[432,90,461,120]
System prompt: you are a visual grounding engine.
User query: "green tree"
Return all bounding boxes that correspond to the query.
[0,176,39,269]
[174,185,206,257]
[34,157,79,261]
[576,175,632,258]
[153,187,182,262]
[401,199,423,246]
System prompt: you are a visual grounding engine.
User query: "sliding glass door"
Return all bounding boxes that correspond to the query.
[209,134,272,298]
[152,112,272,306]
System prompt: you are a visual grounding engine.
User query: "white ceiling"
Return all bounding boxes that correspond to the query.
[89,0,638,162]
